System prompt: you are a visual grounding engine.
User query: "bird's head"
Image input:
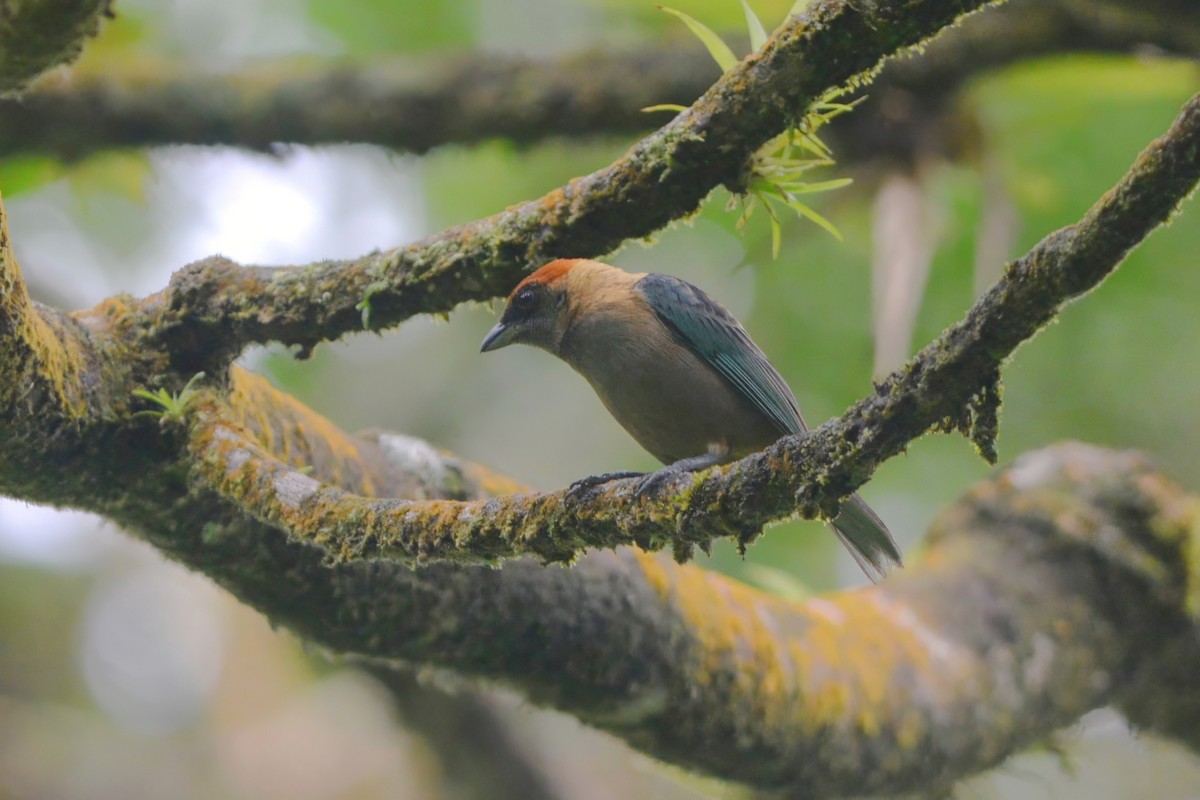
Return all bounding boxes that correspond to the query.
[480,259,586,355]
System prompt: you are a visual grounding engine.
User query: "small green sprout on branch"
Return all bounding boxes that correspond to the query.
[132,372,206,423]
[653,0,854,254]
[356,281,388,330]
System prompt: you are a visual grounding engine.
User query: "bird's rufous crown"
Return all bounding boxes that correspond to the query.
[508,259,586,299]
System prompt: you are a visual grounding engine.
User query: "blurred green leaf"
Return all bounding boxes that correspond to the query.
[777,178,854,193]
[67,152,153,205]
[660,5,739,71]
[308,0,475,54]
[0,157,65,198]
[788,199,842,240]
[788,0,811,16]
[739,0,767,51]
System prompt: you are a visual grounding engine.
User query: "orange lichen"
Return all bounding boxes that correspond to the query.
[20,306,90,418]
[1,203,90,419]
[634,550,673,599]
[460,461,527,497]
[227,367,374,495]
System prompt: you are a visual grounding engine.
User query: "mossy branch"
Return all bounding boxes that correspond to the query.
[0,188,99,423]
[187,91,1200,567]
[2,2,1200,793]
[143,0,995,374]
[3,201,1200,796]
[198,435,1200,796]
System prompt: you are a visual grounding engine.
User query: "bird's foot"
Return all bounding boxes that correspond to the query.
[567,471,645,498]
[633,466,699,498]
[632,453,723,498]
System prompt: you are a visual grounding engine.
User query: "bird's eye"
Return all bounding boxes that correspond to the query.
[513,287,537,313]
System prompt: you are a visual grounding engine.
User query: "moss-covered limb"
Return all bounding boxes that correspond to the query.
[189,399,640,564]
[183,92,1200,569]
[221,367,510,502]
[0,191,125,470]
[1116,590,1200,752]
[143,0,994,372]
[837,0,1200,167]
[1,1,1195,162]
[1110,472,1200,752]
[185,442,1198,796]
[872,0,1200,95]
[7,195,1200,787]
[788,89,1200,504]
[0,0,111,96]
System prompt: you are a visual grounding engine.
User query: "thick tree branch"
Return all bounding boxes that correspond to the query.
[172,439,1200,796]
[2,2,1199,793]
[3,194,1200,793]
[186,92,1200,566]
[140,0,994,375]
[0,187,114,438]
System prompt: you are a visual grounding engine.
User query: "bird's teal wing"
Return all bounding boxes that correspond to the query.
[636,272,902,581]
[635,273,805,436]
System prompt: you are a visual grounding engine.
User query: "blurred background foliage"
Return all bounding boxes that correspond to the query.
[1,0,1199,798]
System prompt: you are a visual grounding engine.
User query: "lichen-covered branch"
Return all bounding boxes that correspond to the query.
[1,0,1195,161]
[142,0,994,373]
[2,206,1200,794]
[0,187,114,449]
[182,440,1200,796]
[186,91,1200,567]
[0,0,111,96]
[2,2,1200,793]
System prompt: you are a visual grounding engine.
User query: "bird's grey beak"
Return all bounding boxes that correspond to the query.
[480,321,516,353]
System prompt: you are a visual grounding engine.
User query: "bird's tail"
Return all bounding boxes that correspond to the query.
[829,493,903,583]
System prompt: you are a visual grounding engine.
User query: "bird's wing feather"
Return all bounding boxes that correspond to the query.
[635,273,806,435]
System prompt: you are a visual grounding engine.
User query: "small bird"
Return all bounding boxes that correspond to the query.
[481,258,902,580]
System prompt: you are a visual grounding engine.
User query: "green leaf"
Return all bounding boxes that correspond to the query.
[739,0,767,51]
[68,152,152,205]
[356,296,373,329]
[131,372,206,421]
[659,6,739,72]
[778,177,853,194]
[795,131,833,159]
[309,0,474,55]
[788,0,811,17]
[789,199,843,241]
[356,282,387,330]
[752,189,784,257]
[0,156,64,198]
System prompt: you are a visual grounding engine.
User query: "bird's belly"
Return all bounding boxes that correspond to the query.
[578,348,782,465]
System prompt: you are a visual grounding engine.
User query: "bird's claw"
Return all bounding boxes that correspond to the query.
[566,471,644,498]
[632,468,684,498]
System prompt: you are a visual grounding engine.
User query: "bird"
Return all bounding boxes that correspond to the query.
[480,258,902,581]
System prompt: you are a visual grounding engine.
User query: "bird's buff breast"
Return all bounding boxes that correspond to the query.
[560,318,780,465]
